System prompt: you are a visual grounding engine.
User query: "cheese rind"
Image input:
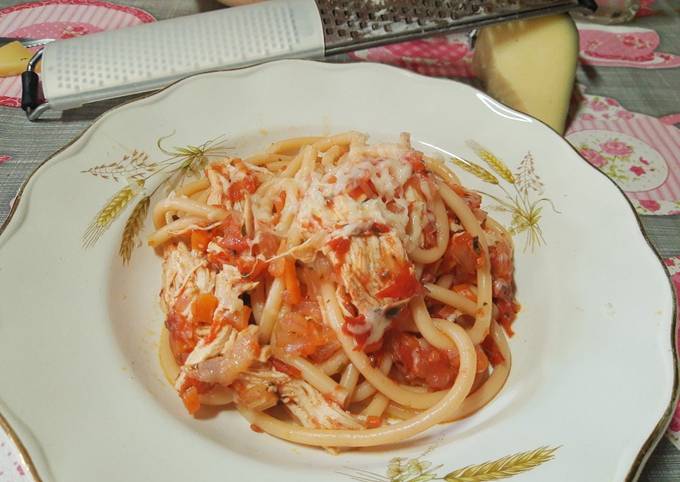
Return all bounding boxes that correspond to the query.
[473,14,579,134]
[0,41,33,77]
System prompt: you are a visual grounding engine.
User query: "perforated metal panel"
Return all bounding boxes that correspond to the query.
[316,0,594,55]
[41,0,324,110]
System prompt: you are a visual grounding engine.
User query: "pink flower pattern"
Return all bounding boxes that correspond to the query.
[601,140,633,157]
[61,24,89,39]
[590,99,609,112]
[580,147,608,168]
[617,110,634,120]
[672,408,680,433]
[0,155,10,164]
[639,199,661,212]
[629,166,646,176]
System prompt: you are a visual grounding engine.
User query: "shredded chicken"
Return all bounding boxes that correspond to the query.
[174,324,233,390]
[212,264,259,320]
[280,379,362,430]
[233,368,290,411]
[338,232,414,345]
[190,325,260,386]
[160,242,214,315]
[155,134,519,433]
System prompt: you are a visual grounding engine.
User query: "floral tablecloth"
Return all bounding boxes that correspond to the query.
[0,0,679,481]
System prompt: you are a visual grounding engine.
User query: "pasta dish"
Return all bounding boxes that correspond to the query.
[151,132,518,448]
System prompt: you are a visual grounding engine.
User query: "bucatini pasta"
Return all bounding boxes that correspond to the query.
[151,132,518,448]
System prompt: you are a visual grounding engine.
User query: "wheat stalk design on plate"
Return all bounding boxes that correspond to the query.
[83,184,138,248]
[340,446,559,482]
[119,196,150,264]
[450,142,558,252]
[450,155,499,185]
[442,446,558,481]
[81,150,159,182]
[466,141,515,184]
[81,134,231,263]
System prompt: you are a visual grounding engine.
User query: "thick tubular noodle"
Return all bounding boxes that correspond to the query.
[151,134,517,449]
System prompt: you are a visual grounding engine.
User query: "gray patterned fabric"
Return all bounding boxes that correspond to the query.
[0,0,678,480]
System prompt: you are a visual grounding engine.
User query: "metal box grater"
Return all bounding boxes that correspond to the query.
[22,0,595,120]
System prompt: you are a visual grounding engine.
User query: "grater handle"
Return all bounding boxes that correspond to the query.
[27,0,324,120]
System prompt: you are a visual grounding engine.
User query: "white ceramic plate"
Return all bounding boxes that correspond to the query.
[0,61,676,482]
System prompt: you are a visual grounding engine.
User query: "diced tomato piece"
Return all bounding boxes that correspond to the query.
[348,186,364,199]
[350,331,371,351]
[181,386,201,415]
[236,257,267,279]
[220,232,249,253]
[341,314,379,352]
[166,311,196,364]
[344,314,366,326]
[443,232,477,283]
[366,416,383,428]
[496,299,519,337]
[182,376,214,394]
[328,237,351,262]
[452,284,477,302]
[385,200,402,213]
[227,175,259,202]
[272,358,302,378]
[214,215,249,254]
[370,222,391,234]
[347,177,378,199]
[250,424,264,433]
[363,339,384,354]
[391,332,458,390]
[450,183,482,210]
[422,220,438,249]
[405,151,426,172]
[360,179,378,198]
[376,264,421,300]
[481,334,505,366]
[191,230,213,252]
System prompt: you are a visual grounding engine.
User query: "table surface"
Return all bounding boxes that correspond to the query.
[0,0,679,481]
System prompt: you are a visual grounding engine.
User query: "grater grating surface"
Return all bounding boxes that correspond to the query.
[317,0,594,55]
[24,0,594,119]
[40,0,324,111]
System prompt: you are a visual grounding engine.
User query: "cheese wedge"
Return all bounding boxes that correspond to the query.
[473,14,578,134]
[0,41,35,77]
